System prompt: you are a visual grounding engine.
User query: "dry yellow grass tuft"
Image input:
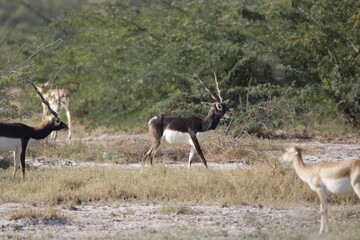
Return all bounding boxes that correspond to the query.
[0,164,358,208]
[9,207,68,222]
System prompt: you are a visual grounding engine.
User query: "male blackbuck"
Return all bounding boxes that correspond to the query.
[38,81,71,140]
[143,73,231,168]
[0,83,68,181]
[282,146,360,234]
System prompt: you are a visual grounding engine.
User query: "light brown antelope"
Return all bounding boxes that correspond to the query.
[282,146,360,234]
[143,73,231,168]
[0,83,68,181]
[38,81,71,140]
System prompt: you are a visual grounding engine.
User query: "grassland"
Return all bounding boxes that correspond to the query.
[0,130,360,239]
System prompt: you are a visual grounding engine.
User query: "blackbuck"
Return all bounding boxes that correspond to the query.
[282,146,360,234]
[143,73,231,168]
[38,81,71,140]
[0,83,68,181]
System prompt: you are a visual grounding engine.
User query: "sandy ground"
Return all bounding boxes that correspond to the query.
[0,202,321,239]
[0,135,360,239]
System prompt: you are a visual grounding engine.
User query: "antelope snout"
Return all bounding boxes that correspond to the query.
[224,111,232,118]
[60,122,69,131]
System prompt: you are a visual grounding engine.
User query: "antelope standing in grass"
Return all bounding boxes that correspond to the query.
[143,73,231,168]
[38,81,71,140]
[0,83,68,181]
[282,146,360,234]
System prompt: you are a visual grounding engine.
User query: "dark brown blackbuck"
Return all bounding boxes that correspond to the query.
[0,83,68,181]
[143,73,231,168]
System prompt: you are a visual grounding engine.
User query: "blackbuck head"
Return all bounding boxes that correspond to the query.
[195,72,232,119]
[42,115,69,132]
[30,82,69,132]
[35,81,72,140]
[202,100,231,118]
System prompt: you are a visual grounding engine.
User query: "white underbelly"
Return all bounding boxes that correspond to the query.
[322,177,353,194]
[163,130,207,146]
[0,137,39,152]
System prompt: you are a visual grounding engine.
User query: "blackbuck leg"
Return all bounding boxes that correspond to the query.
[188,147,195,169]
[316,188,329,234]
[353,180,360,199]
[143,139,161,167]
[65,106,71,139]
[189,133,208,168]
[20,139,29,181]
[50,104,61,141]
[13,147,20,179]
[150,139,161,165]
[350,167,360,199]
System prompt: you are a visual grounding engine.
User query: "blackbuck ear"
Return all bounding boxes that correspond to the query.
[288,147,299,155]
[201,102,214,107]
[223,99,229,105]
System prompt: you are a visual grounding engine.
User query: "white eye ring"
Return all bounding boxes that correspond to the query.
[216,104,223,110]
[54,119,61,126]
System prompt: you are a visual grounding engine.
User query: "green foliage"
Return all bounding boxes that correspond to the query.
[264,0,360,127]
[25,0,274,129]
[232,83,352,137]
[0,0,358,134]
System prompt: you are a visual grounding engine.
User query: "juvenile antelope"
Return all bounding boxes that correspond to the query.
[38,81,71,140]
[0,83,68,181]
[282,146,360,234]
[143,73,231,168]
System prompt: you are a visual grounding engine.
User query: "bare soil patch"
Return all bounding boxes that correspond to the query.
[0,202,320,239]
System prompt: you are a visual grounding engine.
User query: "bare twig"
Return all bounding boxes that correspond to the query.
[56,86,61,112]
[225,117,234,135]
[348,40,359,53]
[246,76,252,111]
[243,131,276,171]
[0,30,9,49]
[50,65,66,89]
[13,38,62,70]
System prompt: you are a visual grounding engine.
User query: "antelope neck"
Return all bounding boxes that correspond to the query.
[31,122,54,140]
[293,153,311,182]
[202,108,221,131]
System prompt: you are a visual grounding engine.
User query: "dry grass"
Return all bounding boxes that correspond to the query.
[0,165,358,208]
[28,135,148,164]
[9,207,68,222]
[1,130,358,209]
[26,130,282,167]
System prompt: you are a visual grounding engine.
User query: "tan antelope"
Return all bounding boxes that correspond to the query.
[282,146,360,234]
[38,81,71,140]
[0,83,68,181]
[143,73,231,168]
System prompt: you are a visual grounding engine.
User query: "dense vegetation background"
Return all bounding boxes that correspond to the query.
[0,0,359,135]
